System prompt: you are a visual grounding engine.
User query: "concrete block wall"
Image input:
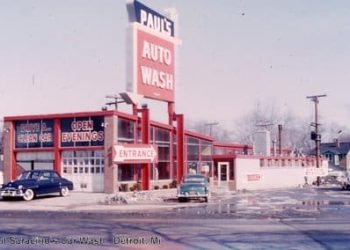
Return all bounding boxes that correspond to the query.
[3,121,14,182]
[235,157,328,190]
[104,115,118,193]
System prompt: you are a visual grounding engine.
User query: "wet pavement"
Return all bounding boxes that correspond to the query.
[172,186,350,220]
[1,185,350,249]
[1,184,350,220]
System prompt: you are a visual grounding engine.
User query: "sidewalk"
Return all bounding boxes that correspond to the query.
[0,189,206,213]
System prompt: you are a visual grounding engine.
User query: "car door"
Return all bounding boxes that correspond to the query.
[37,172,57,194]
[50,172,63,193]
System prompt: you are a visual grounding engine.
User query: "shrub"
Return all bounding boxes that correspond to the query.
[119,184,128,192]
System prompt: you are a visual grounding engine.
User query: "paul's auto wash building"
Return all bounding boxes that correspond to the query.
[2,109,217,193]
[1,0,328,193]
[1,109,328,193]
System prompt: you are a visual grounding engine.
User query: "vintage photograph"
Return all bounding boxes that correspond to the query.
[1,0,350,249]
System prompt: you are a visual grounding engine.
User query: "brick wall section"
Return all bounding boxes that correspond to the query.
[104,115,118,193]
[3,121,14,182]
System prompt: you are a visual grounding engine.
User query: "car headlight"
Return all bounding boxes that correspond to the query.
[18,185,23,190]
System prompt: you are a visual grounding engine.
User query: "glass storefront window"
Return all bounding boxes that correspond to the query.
[187,137,199,161]
[155,128,170,143]
[118,118,135,143]
[118,164,134,181]
[158,145,170,161]
[153,127,171,180]
[157,162,170,180]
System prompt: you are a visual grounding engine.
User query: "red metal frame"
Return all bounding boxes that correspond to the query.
[10,123,16,180]
[176,114,184,183]
[54,118,61,174]
[140,107,150,190]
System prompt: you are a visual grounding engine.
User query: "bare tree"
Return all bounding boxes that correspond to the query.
[186,119,234,142]
[232,101,315,153]
[186,101,350,154]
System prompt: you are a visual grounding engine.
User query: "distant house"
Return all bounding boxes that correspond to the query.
[320,141,350,170]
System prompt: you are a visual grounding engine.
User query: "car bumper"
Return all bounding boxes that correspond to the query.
[177,193,209,198]
[0,189,24,198]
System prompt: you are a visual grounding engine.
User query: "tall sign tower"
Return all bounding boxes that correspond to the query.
[126,0,181,123]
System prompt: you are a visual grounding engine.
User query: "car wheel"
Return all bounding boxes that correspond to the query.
[60,186,69,197]
[23,189,35,201]
[204,197,208,203]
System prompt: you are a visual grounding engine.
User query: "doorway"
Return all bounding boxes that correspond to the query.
[218,162,229,191]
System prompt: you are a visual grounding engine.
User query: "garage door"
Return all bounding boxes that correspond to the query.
[61,150,104,192]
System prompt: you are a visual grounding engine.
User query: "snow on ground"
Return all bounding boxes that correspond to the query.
[103,189,177,205]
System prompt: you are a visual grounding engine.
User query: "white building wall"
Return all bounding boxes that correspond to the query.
[235,157,328,190]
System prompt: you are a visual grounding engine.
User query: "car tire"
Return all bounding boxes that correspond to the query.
[60,186,69,197]
[23,189,35,201]
[204,197,208,203]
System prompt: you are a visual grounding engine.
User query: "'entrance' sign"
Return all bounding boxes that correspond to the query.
[113,144,158,164]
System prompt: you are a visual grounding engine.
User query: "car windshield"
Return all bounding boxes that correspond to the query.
[17,171,40,180]
[183,176,207,183]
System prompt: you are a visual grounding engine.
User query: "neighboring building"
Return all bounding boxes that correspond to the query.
[212,143,327,191]
[320,141,350,170]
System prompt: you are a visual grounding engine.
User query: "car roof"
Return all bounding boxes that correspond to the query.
[185,175,206,178]
[22,170,57,174]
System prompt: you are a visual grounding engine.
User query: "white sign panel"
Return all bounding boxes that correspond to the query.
[113,144,158,164]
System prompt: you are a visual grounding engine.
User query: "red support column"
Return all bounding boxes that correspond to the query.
[176,114,184,184]
[53,119,61,174]
[140,106,150,190]
[11,152,16,181]
[8,122,16,180]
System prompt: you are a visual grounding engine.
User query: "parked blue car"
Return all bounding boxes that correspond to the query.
[177,174,210,203]
[0,170,73,201]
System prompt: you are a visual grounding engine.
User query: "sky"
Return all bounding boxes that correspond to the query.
[1,0,350,132]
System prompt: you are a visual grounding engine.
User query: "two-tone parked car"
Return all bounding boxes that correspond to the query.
[177,174,210,203]
[0,170,73,201]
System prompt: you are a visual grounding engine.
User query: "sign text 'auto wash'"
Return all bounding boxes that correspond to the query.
[127,0,179,103]
[113,144,158,164]
[139,31,174,95]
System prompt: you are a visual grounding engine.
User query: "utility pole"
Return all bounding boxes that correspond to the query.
[105,95,125,110]
[306,94,326,169]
